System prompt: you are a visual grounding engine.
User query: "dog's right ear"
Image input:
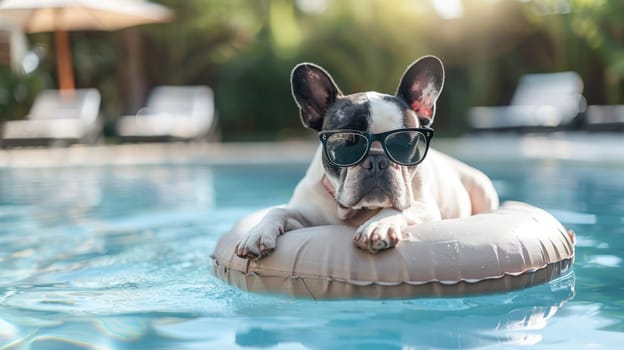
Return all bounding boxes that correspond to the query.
[291,63,343,131]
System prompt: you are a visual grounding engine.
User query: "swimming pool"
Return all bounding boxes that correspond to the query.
[0,144,623,349]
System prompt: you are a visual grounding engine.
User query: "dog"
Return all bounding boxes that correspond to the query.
[235,55,499,259]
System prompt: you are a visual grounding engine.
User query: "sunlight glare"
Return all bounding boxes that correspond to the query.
[430,0,464,19]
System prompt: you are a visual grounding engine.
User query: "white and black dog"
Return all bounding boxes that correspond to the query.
[236,56,499,258]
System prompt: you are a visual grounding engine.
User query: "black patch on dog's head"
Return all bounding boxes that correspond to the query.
[323,93,370,131]
[316,94,371,180]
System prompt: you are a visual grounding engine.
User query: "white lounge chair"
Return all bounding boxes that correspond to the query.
[116,85,215,141]
[1,89,102,147]
[584,105,624,131]
[468,72,586,131]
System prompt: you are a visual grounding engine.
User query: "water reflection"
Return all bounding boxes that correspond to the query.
[224,273,576,349]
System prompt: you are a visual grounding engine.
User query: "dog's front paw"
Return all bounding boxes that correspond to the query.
[235,223,282,259]
[353,216,404,254]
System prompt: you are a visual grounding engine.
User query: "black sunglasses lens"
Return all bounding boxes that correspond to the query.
[385,131,428,165]
[325,132,368,166]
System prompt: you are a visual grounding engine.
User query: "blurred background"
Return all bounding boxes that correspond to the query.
[0,0,622,142]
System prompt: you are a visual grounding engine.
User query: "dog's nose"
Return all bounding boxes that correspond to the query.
[360,154,390,171]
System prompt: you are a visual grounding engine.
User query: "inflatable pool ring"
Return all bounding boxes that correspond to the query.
[212,201,575,299]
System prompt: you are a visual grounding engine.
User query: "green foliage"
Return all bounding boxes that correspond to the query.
[143,0,267,85]
[4,0,624,139]
[523,0,624,103]
[0,65,45,121]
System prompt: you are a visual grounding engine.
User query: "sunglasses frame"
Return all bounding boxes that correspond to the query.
[318,127,434,167]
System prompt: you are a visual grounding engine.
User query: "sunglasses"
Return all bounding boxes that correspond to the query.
[318,128,434,167]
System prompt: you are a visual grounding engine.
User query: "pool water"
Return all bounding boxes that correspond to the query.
[0,158,623,349]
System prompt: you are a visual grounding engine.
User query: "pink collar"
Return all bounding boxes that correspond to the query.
[322,175,374,224]
[321,175,336,199]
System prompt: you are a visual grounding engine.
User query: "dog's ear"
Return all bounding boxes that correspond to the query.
[291,63,343,131]
[396,56,444,127]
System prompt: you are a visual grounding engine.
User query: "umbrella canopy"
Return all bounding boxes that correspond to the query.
[0,0,173,91]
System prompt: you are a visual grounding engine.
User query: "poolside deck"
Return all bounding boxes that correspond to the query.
[0,133,622,168]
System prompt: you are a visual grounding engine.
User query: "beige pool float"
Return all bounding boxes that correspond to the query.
[212,201,575,299]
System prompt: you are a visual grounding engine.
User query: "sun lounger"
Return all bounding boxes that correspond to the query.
[468,72,586,131]
[116,85,215,141]
[584,105,624,131]
[1,89,102,147]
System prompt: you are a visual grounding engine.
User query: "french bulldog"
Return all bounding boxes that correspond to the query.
[235,55,499,258]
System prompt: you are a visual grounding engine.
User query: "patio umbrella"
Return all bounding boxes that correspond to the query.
[0,0,173,91]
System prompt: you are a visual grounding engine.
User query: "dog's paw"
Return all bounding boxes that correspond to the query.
[235,223,282,259]
[353,216,404,254]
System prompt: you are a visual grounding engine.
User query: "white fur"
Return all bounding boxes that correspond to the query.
[234,59,498,258]
[366,92,403,134]
[235,145,500,258]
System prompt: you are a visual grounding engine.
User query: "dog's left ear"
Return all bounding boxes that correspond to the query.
[396,56,445,127]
